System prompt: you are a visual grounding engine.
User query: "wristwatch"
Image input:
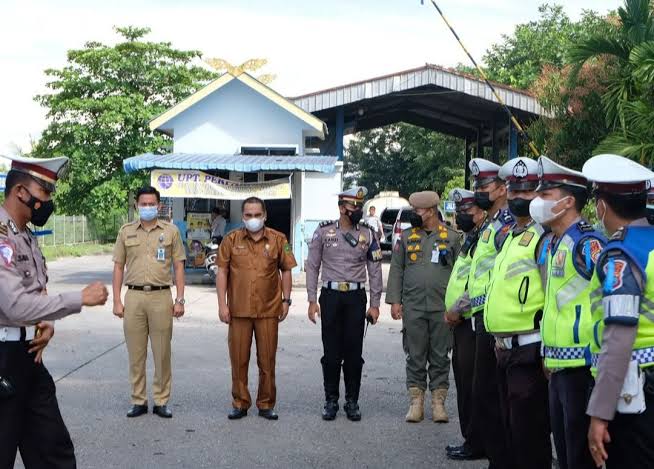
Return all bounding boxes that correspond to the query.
[282,298,292,305]
[175,298,186,305]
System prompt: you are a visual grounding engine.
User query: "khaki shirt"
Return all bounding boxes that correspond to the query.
[386,224,462,312]
[305,220,384,308]
[113,219,186,286]
[217,227,297,318]
[0,207,82,327]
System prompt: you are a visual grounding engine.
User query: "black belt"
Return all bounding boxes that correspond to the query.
[127,285,170,292]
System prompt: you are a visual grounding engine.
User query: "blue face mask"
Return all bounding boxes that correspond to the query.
[138,206,158,221]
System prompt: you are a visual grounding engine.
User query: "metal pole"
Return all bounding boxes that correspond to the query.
[429,0,540,157]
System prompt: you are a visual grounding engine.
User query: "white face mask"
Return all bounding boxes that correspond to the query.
[529,196,570,225]
[243,217,264,233]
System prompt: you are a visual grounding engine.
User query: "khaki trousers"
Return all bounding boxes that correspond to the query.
[228,317,279,410]
[123,289,173,406]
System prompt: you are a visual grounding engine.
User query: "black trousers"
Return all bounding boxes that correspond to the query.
[0,341,76,469]
[452,318,483,453]
[496,342,551,469]
[604,370,654,469]
[471,313,511,469]
[319,288,366,403]
[549,367,595,469]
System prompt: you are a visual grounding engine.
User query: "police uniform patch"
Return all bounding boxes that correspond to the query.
[519,230,534,247]
[0,222,7,237]
[408,232,421,241]
[552,250,566,277]
[481,228,491,243]
[0,242,14,266]
[588,239,602,263]
[603,259,627,292]
[409,253,418,261]
[8,220,18,235]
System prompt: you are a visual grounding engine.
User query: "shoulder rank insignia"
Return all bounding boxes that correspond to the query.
[577,221,593,233]
[519,230,535,247]
[481,228,491,243]
[8,220,18,235]
[611,227,627,241]
[0,222,7,237]
[319,220,336,228]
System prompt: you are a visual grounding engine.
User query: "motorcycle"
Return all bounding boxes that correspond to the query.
[204,237,222,282]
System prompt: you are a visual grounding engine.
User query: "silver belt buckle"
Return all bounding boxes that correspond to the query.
[143,285,152,292]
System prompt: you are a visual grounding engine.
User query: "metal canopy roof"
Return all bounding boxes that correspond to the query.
[123,153,338,174]
[292,64,547,150]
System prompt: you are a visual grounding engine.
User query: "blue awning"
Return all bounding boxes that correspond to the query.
[123,153,338,174]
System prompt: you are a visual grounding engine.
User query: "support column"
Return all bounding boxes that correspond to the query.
[464,137,471,190]
[491,120,500,163]
[508,120,518,159]
[335,107,345,161]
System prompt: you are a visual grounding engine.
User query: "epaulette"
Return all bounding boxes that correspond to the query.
[500,209,514,225]
[0,221,7,238]
[577,220,593,233]
[319,220,336,228]
[611,226,627,241]
[359,220,373,230]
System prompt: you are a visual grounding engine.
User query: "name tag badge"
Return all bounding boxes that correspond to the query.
[157,248,166,262]
[431,248,440,264]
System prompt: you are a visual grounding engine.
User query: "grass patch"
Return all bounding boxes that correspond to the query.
[41,243,114,261]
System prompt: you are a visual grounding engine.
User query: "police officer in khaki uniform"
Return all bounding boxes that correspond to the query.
[112,186,186,419]
[386,191,461,423]
[0,155,108,468]
[306,187,383,421]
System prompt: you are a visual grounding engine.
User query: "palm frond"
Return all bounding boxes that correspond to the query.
[568,36,630,65]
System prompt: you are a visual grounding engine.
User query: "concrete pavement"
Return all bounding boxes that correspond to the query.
[15,255,486,469]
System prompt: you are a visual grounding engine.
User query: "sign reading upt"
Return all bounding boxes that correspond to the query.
[151,169,291,200]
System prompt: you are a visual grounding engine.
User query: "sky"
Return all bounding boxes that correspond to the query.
[0,0,621,155]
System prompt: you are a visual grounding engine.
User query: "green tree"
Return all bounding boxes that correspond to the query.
[33,26,217,218]
[344,124,464,198]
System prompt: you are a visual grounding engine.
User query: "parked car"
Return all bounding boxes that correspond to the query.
[380,207,400,250]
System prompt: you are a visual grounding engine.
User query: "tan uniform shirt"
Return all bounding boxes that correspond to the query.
[113,219,186,286]
[305,220,383,308]
[217,227,297,318]
[386,224,462,312]
[0,207,82,326]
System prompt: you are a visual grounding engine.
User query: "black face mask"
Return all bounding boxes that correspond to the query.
[509,198,532,217]
[474,191,493,210]
[346,209,363,225]
[20,189,55,227]
[409,211,423,228]
[455,213,476,232]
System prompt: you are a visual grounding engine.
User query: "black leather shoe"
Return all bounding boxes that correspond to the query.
[228,408,248,420]
[446,444,464,454]
[126,404,148,418]
[344,400,361,421]
[153,405,172,418]
[258,409,279,420]
[446,446,484,461]
[322,401,338,421]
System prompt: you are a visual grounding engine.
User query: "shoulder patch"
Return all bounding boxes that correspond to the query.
[603,258,628,292]
[588,238,603,264]
[500,210,514,225]
[0,241,14,266]
[319,220,336,228]
[519,230,535,247]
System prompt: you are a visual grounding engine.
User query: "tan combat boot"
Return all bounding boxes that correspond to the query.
[405,387,425,422]
[432,388,449,423]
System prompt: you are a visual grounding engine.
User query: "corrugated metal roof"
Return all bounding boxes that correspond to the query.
[291,64,548,117]
[123,153,338,174]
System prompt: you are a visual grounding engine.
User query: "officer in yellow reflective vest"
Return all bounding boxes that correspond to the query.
[484,157,552,469]
[462,158,513,469]
[533,156,605,469]
[444,188,486,462]
[582,154,654,469]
